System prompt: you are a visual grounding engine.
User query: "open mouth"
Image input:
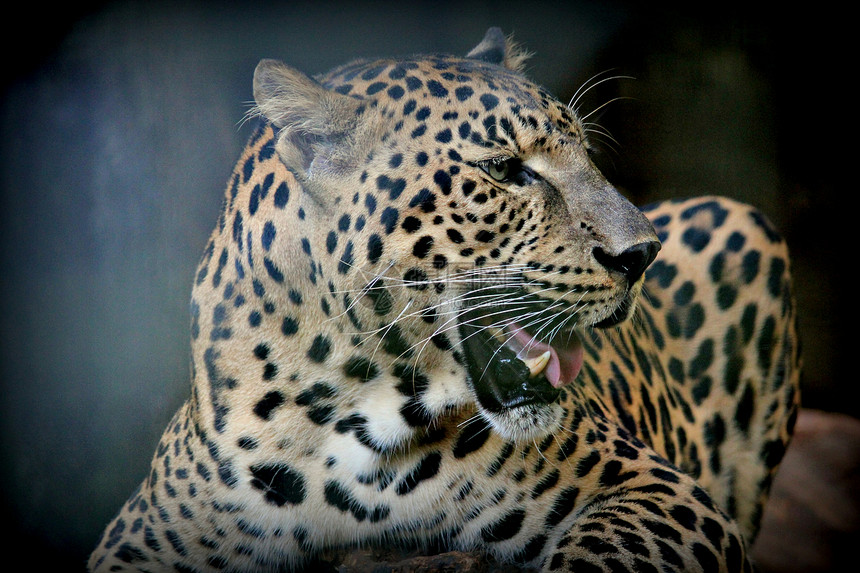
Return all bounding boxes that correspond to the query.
[457,302,585,413]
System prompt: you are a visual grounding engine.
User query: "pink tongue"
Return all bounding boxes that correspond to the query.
[509,324,584,388]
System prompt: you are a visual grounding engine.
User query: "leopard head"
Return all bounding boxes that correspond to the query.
[250,28,659,443]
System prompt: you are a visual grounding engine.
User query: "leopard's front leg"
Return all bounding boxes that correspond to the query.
[536,440,752,572]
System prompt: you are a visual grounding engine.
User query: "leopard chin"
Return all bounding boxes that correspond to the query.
[480,400,567,443]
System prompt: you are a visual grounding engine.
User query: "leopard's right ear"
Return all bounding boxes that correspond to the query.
[253,59,380,179]
[466,27,531,73]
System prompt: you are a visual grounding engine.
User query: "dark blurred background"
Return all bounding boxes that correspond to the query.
[0,1,851,570]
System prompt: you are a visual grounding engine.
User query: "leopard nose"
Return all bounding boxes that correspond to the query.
[593,240,661,284]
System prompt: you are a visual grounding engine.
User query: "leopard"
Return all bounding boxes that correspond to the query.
[88,28,800,573]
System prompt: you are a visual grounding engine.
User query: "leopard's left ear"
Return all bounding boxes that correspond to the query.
[253,59,384,180]
[466,27,531,72]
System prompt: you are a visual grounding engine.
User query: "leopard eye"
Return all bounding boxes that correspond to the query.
[477,157,536,186]
[486,160,510,181]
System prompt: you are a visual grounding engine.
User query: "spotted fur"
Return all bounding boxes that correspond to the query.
[89,28,799,573]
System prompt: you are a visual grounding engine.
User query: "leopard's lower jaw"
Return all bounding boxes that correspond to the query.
[458,308,560,414]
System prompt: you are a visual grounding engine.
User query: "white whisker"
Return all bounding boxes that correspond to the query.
[567,71,634,115]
